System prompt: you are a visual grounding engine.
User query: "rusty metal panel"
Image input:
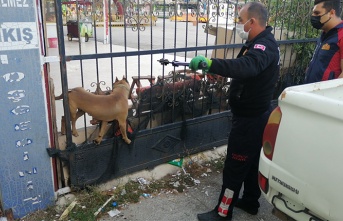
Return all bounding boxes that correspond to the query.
[68,111,231,187]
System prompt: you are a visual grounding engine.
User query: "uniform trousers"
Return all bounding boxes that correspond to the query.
[215,107,272,215]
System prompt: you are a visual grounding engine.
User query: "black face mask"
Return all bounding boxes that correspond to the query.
[311,12,330,30]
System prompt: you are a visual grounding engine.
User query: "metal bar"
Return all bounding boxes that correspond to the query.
[149,0,155,129]
[66,38,317,61]
[55,0,73,146]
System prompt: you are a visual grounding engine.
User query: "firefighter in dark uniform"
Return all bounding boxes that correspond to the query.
[305,0,343,83]
[189,2,280,221]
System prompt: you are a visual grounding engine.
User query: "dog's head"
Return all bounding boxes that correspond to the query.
[115,76,129,83]
[113,76,130,93]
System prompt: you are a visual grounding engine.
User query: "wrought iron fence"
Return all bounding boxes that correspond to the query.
[52,0,320,153]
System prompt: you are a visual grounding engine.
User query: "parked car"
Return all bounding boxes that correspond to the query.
[259,78,343,221]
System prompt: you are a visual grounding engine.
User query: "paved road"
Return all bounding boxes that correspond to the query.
[63,18,221,58]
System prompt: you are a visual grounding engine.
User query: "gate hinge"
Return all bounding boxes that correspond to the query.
[46,143,76,162]
[43,56,60,64]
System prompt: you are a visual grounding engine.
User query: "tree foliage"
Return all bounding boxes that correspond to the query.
[260,0,319,95]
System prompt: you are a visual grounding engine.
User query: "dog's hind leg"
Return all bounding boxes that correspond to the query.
[71,109,85,137]
[94,121,110,144]
[61,116,66,135]
[118,119,131,144]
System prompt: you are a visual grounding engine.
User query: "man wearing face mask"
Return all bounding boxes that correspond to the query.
[189,2,279,221]
[305,0,343,83]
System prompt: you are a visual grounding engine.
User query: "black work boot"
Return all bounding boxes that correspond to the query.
[234,198,259,215]
[197,209,232,221]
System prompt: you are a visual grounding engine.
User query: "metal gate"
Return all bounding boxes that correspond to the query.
[46,0,318,188]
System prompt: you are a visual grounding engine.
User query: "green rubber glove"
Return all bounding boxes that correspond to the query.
[189,55,212,72]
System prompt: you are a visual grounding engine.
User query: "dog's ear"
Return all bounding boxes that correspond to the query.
[115,77,119,82]
[122,75,128,83]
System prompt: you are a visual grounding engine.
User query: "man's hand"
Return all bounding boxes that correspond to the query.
[189,55,212,72]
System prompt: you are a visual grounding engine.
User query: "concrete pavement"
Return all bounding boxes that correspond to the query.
[97,151,281,221]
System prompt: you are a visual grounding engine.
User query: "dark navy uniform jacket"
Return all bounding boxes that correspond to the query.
[305,22,343,83]
[209,26,280,117]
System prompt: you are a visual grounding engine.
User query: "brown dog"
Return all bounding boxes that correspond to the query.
[89,81,109,125]
[56,77,131,145]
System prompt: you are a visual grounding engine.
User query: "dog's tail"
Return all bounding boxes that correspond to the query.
[55,93,63,100]
[55,90,72,100]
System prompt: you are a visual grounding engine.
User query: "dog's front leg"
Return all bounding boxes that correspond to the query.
[94,121,109,145]
[118,119,131,144]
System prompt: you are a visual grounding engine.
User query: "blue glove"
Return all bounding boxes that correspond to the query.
[189,55,212,72]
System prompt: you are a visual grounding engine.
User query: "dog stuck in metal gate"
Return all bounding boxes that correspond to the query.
[55,77,131,145]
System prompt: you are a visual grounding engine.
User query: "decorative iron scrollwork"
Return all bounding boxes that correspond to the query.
[124,0,156,31]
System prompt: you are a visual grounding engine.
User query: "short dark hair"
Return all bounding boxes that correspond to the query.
[314,0,341,16]
[246,2,268,26]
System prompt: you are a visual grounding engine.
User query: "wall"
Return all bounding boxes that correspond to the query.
[0,0,55,218]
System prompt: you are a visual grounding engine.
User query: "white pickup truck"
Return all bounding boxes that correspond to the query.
[258,79,343,221]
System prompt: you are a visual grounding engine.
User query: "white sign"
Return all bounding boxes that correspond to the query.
[0,22,38,50]
[0,0,29,7]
